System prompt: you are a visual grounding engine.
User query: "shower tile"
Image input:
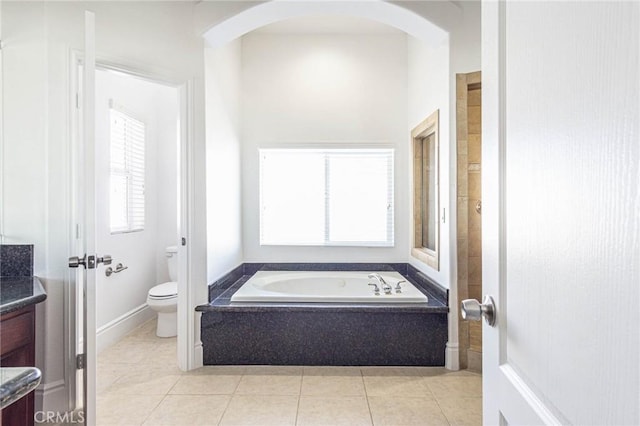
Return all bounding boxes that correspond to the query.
[219,395,298,426]
[368,396,448,426]
[468,172,481,199]
[296,396,372,426]
[142,394,230,425]
[468,106,482,134]
[437,397,483,426]
[468,256,482,285]
[469,134,481,163]
[468,233,482,258]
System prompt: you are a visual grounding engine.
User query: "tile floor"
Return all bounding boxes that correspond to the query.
[97,319,482,425]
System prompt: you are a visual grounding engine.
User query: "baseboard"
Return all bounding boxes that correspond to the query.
[34,379,67,413]
[194,341,203,370]
[96,304,155,353]
[445,342,460,370]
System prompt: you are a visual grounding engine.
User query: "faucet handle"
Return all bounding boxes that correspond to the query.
[368,283,380,295]
[395,280,406,292]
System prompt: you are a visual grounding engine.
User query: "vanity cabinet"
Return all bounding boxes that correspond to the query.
[0,305,36,426]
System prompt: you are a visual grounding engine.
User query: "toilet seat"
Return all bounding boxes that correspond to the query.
[148,281,178,300]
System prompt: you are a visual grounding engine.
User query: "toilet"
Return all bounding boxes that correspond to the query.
[147,246,178,337]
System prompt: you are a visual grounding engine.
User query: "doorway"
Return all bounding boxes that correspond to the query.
[68,56,189,420]
[456,71,482,371]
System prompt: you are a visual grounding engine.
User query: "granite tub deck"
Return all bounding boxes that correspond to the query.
[197,263,448,366]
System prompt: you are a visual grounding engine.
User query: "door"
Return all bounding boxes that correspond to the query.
[68,11,103,425]
[471,2,639,425]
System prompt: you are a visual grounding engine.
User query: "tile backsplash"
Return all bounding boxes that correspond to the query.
[0,245,34,277]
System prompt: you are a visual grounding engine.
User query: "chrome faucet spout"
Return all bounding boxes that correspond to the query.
[368,273,392,294]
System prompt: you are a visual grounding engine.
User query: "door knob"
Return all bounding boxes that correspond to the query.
[69,254,112,269]
[68,255,87,268]
[461,295,496,326]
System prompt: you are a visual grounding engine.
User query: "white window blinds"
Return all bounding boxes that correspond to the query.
[109,106,145,234]
[260,148,394,247]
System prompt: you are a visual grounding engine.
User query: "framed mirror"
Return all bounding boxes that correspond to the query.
[411,109,439,270]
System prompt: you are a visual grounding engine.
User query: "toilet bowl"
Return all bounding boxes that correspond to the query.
[147,246,178,337]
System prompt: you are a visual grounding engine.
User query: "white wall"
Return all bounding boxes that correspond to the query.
[95,69,178,345]
[407,36,450,286]
[1,1,206,412]
[241,33,409,263]
[205,40,243,283]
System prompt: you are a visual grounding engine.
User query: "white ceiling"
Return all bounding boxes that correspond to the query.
[251,15,405,35]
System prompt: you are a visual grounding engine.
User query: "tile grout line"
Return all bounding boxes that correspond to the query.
[360,367,376,426]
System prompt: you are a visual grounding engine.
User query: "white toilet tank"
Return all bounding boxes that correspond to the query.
[165,246,178,281]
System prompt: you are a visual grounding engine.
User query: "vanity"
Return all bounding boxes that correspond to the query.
[0,245,47,426]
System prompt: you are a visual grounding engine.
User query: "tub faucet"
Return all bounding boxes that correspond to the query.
[368,273,392,294]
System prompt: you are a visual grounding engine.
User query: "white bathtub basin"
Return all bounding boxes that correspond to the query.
[230,271,429,304]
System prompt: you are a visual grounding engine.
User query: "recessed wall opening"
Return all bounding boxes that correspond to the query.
[456,70,482,371]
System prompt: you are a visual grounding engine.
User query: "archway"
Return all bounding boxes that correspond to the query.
[202,1,448,48]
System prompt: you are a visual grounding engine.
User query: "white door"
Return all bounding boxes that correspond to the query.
[470,2,639,425]
[68,11,102,426]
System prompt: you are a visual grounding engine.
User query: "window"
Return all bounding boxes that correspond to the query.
[109,106,145,233]
[260,148,394,246]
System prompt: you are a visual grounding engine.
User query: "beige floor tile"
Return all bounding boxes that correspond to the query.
[219,395,299,426]
[97,363,132,394]
[142,395,230,425]
[297,396,372,426]
[363,376,433,398]
[235,370,302,395]
[187,365,247,376]
[427,376,482,399]
[126,319,159,341]
[361,367,451,377]
[437,398,483,426]
[301,374,365,396]
[243,366,303,375]
[99,340,158,365]
[103,371,181,395]
[97,393,164,425]
[303,366,362,376]
[368,396,449,426]
[169,373,242,395]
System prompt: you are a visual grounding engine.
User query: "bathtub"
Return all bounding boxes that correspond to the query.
[230,271,429,304]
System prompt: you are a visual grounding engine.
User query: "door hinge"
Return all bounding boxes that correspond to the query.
[76,353,85,370]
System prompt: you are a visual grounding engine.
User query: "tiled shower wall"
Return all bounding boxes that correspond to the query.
[456,72,482,371]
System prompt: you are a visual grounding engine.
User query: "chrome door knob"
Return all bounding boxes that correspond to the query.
[68,255,87,268]
[461,295,496,327]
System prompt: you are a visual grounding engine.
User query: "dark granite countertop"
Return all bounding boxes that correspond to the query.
[0,277,47,315]
[0,367,42,409]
